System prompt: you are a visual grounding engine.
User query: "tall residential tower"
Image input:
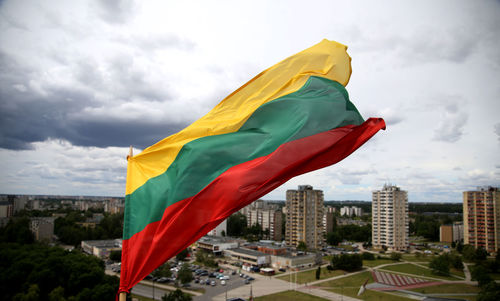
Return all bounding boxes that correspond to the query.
[372,184,409,251]
[285,185,324,249]
[463,187,500,252]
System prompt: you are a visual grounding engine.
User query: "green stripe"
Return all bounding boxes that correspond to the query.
[124,76,363,239]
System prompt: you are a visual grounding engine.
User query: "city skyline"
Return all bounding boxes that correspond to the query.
[0,1,499,202]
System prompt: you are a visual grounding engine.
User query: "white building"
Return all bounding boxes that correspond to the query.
[207,219,227,237]
[340,206,363,217]
[372,184,409,251]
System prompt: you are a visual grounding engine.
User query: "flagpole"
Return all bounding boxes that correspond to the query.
[120,146,132,301]
[119,293,126,301]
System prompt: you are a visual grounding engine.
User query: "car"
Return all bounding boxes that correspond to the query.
[194,279,199,283]
[231,270,236,275]
[209,272,217,278]
[279,268,286,272]
[248,277,254,281]
[221,275,230,280]
[221,280,226,286]
[244,279,249,284]
[239,273,244,277]
[200,271,208,276]
[210,280,216,286]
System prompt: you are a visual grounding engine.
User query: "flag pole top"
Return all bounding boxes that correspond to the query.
[127,146,133,161]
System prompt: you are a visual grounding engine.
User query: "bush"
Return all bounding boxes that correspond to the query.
[330,254,363,272]
[362,252,375,260]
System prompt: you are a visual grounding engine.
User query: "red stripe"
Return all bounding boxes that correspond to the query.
[119,118,385,292]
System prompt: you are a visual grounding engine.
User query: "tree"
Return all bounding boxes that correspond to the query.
[13,284,40,301]
[315,266,321,280]
[162,288,192,301]
[110,250,121,262]
[362,252,375,261]
[176,248,189,261]
[472,265,493,287]
[227,213,247,237]
[390,252,402,261]
[429,256,450,276]
[153,262,172,278]
[475,247,488,261]
[326,232,341,246]
[478,281,500,301]
[177,263,193,286]
[330,254,363,272]
[462,244,476,261]
[297,241,307,252]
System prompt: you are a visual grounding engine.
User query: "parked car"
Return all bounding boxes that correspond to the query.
[210,280,216,286]
[244,279,249,284]
[221,280,226,286]
[278,268,286,272]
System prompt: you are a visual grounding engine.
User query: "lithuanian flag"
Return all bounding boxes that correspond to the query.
[118,39,385,293]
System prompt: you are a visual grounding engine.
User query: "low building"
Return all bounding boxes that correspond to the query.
[81,239,122,258]
[245,242,287,256]
[440,222,463,243]
[270,252,318,270]
[224,247,270,267]
[196,236,239,255]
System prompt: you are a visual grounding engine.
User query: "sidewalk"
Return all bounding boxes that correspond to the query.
[298,286,362,301]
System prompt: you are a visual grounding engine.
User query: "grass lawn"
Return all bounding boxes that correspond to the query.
[489,272,500,280]
[409,283,480,294]
[379,263,457,281]
[363,258,396,268]
[317,271,413,301]
[420,263,465,278]
[276,267,344,284]
[254,290,329,301]
[401,254,435,262]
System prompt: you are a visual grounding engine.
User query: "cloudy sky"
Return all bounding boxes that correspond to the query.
[0,0,499,202]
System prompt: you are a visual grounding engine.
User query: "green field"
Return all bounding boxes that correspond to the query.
[401,254,436,262]
[362,258,396,267]
[255,290,328,301]
[379,263,458,281]
[409,283,480,294]
[276,267,344,284]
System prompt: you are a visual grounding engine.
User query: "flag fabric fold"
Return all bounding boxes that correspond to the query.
[119,39,386,293]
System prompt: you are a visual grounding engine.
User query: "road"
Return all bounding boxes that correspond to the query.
[132,283,169,300]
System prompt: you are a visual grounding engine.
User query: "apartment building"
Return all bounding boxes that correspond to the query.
[340,206,363,217]
[440,222,463,243]
[285,185,324,249]
[240,200,282,241]
[463,187,500,252]
[372,184,409,251]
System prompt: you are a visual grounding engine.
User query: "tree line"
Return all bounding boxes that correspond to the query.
[0,219,118,301]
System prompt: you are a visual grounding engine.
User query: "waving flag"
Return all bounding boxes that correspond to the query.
[118,39,385,293]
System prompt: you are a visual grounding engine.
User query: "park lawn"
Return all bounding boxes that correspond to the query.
[401,254,435,262]
[254,290,329,301]
[276,267,344,284]
[362,258,396,268]
[409,283,480,294]
[420,263,465,279]
[488,272,500,280]
[379,263,457,281]
[317,271,413,301]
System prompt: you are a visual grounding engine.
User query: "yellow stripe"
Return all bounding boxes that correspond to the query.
[126,39,352,195]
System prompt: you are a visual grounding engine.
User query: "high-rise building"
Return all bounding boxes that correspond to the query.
[240,200,283,241]
[463,187,500,252]
[285,185,324,249]
[372,184,409,251]
[340,206,363,217]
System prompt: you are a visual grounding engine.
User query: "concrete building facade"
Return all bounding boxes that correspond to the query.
[240,200,283,241]
[285,185,324,249]
[440,222,463,243]
[372,184,409,251]
[463,187,500,252]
